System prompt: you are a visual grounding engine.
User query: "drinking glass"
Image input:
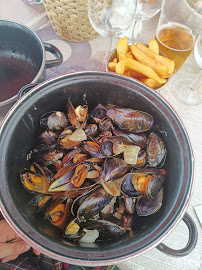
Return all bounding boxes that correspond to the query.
[88,0,137,70]
[21,0,42,4]
[129,0,162,43]
[172,32,202,105]
[155,0,197,73]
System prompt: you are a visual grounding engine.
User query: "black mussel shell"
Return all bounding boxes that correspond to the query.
[80,218,126,240]
[29,194,53,213]
[121,173,142,198]
[146,132,166,167]
[77,186,113,222]
[136,188,163,216]
[91,104,107,121]
[40,111,68,131]
[147,173,165,200]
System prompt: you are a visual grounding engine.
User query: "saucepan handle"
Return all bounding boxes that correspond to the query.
[156,212,198,257]
[43,43,63,68]
[17,83,38,100]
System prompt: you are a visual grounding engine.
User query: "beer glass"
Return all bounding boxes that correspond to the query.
[155,0,197,73]
[172,32,202,105]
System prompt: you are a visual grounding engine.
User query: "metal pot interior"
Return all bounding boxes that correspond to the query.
[0,72,193,264]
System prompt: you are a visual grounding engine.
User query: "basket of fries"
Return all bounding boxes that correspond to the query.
[42,0,98,42]
[107,37,175,90]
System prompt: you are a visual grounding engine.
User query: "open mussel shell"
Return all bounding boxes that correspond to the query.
[64,218,86,241]
[30,162,54,183]
[29,194,53,213]
[121,173,142,198]
[44,195,71,230]
[99,136,130,157]
[28,144,63,165]
[136,188,163,216]
[40,111,68,131]
[121,169,165,199]
[20,169,49,194]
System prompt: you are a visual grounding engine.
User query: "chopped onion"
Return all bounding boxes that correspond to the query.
[79,229,99,243]
[124,145,140,165]
[102,178,122,196]
[69,128,87,142]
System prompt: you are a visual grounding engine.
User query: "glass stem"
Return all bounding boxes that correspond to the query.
[104,36,112,62]
[189,69,202,91]
[129,19,142,44]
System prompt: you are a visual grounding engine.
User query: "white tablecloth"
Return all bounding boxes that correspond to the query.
[0,1,202,269]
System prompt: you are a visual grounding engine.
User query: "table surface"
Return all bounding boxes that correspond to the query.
[0,1,202,269]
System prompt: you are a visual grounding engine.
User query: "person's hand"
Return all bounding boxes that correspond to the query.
[0,220,40,263]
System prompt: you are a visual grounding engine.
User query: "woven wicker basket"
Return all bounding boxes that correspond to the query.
[42,0,98,42]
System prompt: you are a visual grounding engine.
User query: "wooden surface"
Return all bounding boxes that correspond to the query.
[0,1,202,269]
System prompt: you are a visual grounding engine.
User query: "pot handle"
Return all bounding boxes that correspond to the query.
[17,83,38,100]
[44,43,63,68]
[156,212,198,257]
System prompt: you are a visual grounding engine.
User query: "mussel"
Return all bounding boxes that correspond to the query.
[136,188,163,216]
[106,105,154,133]
[40,111,68,131]
[19,100,167,244]
[121,169,165,199]
[146,132,166,167]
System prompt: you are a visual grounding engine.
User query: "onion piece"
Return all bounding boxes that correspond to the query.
[124,145,141,165]
[79,229,99,243]
[69,128,87,142]
[102,178,122,196]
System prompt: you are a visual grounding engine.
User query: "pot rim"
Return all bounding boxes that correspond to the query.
[0,19,46,107]
[0,71,195,266]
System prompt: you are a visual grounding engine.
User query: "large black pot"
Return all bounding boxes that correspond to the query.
[0,72,197,266]
[0,20,63,107]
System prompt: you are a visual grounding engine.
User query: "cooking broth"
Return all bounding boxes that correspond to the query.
[0,55,37,103]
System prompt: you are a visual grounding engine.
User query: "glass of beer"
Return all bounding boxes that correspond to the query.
[155,0,197,72]
[172,31,202,105]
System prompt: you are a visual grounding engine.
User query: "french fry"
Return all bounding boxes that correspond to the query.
[125,70,146,80]
[136,42,175,74]
[125,58,167,84]
[115,60,126,75]
[126,51,135,59]
[141,78,165,89]
[113,58,118,63]
[148,39,159,54]
[130,43,170,78]
[117,37,128,61]
[108,62,117,72]
[119,53,127,61]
